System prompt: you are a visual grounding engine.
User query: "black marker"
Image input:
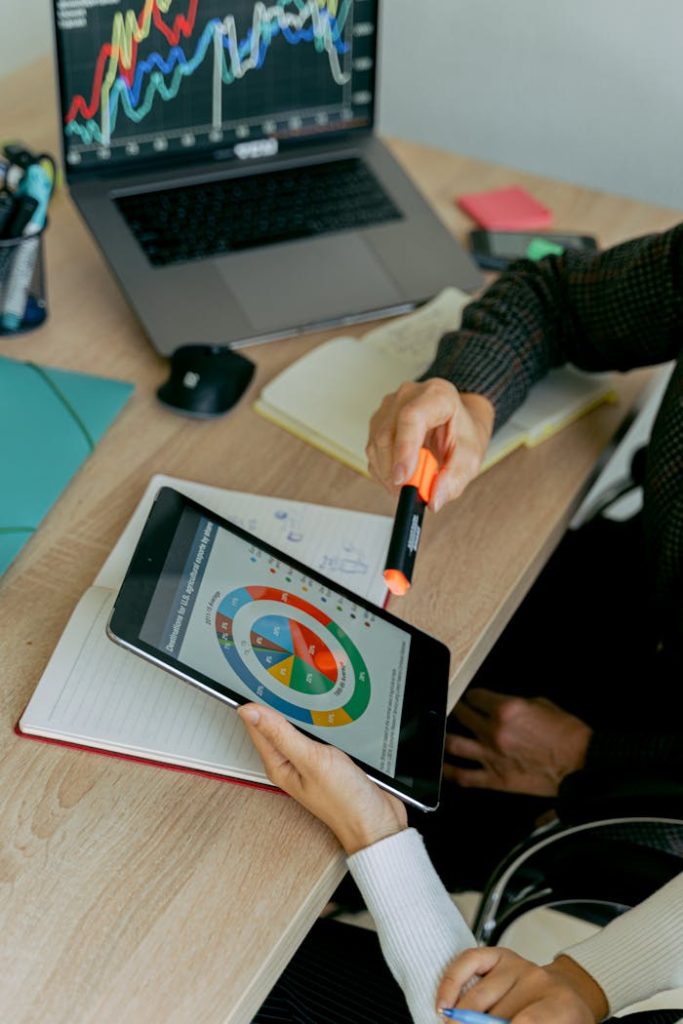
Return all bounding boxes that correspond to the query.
[384,447,438,596]
[2,194,38,239]
[0,191,14,237]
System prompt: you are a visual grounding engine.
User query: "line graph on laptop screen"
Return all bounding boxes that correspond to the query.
[54,0,377,169]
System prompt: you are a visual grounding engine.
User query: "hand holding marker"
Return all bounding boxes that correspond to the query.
[383,447,438,596]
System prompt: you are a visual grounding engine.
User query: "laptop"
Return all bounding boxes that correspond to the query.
[51,0,482,354]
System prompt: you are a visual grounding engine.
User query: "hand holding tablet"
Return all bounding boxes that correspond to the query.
[107,487,450,810]
[238,702,408,854]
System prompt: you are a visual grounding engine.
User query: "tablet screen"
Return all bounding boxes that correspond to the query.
[108,488,448,809]
[139,505,410,778]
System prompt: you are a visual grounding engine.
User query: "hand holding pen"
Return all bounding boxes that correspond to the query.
[436,947,606,1024]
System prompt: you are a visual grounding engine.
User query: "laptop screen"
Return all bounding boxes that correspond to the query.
[53,0,379,174]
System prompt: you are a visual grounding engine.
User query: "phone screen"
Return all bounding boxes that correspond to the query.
[484,231,596,258]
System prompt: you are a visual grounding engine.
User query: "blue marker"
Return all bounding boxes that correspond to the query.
[440,1010,509,1024]
[14,162,52,234]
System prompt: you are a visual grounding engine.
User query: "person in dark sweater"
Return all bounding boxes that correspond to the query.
[249,226,683,1024]
[366,224,683,889]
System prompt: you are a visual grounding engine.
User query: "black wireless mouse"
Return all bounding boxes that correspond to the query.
[157,345,255,418]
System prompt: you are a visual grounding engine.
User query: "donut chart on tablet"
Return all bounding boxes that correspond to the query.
[215,586,370,726]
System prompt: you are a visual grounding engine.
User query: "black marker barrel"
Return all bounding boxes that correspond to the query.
[384,448,438,597]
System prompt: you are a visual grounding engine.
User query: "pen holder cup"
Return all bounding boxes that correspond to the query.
[0,223,48,336]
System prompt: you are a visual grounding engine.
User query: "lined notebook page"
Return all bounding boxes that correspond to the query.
[20,588,269,781]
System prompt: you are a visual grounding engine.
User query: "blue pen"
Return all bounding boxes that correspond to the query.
[440,1010,509,1024]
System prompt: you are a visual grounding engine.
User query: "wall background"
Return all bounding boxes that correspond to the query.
[1,0,681,210]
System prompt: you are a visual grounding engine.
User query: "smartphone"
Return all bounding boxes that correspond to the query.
[469,229,598,270]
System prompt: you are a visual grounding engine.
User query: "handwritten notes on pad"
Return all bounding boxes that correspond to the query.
[255,288,471,472]
[254,288,616,474]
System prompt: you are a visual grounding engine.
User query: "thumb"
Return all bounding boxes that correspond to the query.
[430,463,468,512]
[238,703,313,776]
[437,947,504,1012]
[430,443,483,512]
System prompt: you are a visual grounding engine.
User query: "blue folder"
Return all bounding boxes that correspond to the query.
[0,356,134,576]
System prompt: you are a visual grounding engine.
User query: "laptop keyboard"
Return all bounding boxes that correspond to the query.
[115,158,403,267]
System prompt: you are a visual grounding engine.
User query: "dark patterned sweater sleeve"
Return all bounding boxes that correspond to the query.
[423,225,683,431]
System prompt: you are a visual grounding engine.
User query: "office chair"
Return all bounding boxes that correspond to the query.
[472,782,683,946]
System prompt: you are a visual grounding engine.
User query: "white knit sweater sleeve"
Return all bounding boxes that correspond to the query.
[562,871,683,1014]
[347,828,476,1024]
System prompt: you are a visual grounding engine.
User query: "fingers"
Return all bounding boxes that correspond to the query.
[464,689,508,713]
[367,398,401,491]
[390,394,434,485]
[452,700,495,745]
[443,733,497,789]
[452,689,515,745]
[366,379,460,491]
[456,950,529,1013]
[238,704,314,790]
[444,733,488,762]
[437,947,505,1012]
[429,442,484,512]
[443,762,492,788]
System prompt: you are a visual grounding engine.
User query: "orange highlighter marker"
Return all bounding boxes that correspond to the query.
[383,448,439,596]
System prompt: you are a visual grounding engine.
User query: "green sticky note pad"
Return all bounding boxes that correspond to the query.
[526,237,565,261]
[0,357,134,576]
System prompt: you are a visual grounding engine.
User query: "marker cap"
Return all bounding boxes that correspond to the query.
[384,568,410,596]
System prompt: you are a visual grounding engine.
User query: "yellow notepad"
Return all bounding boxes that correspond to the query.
[255,288,617,474]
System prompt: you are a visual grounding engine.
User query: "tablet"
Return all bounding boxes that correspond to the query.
[107,487,449,810]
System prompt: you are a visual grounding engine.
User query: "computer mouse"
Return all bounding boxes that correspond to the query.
[157,345,255,418]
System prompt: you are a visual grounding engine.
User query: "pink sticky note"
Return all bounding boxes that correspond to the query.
[457,186,552,230]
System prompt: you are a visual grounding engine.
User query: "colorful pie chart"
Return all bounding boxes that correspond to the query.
[215,585,370,726]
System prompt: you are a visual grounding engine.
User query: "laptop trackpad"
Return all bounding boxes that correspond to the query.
[216,235,402,333]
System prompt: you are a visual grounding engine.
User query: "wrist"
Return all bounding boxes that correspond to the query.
[339,817,408,856]
[460,391,495,443]
[545,954,609,1021]
[561,718,593,779]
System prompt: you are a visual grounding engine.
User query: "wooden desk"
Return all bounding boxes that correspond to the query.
[0,57,679,1024]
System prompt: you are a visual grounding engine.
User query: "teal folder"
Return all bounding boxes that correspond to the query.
[0,356,134,576]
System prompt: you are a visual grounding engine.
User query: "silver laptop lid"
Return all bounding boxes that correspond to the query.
[52,0,380,180]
